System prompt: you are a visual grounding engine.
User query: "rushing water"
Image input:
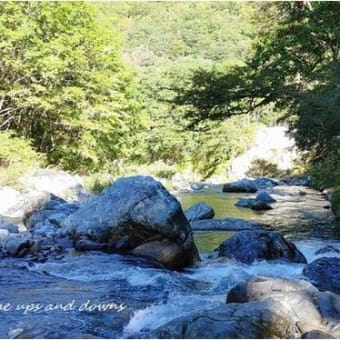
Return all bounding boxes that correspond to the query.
[1,187,340,338]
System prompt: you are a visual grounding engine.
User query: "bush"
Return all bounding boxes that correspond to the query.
[0,131,43,185]
[83,173,115,194]
[246,159,287,178]
[331,185,340,221]
[308,153,340,190]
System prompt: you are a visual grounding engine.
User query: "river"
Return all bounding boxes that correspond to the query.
[0,185,339,338]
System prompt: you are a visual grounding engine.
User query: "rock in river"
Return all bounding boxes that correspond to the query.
[303,257,340,294]
[184,201,215,222]
[255,190,276,203]
[222,177,278,193]
[216,230,306,264]
[61,176,199,269]
[226,277,340,338]
[235,198,273,211]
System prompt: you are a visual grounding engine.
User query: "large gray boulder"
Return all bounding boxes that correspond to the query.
[184,202,215,222]
[227,276,317,303]
[226,277,340,338]
[217,230,306,264]
[147,301,296,339]
[148,276,340,339]
[61,176,199,269]
[303,257,340,294]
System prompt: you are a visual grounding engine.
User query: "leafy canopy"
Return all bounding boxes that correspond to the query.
[0,2,146,172]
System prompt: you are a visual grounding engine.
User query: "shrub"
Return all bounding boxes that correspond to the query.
[331,185,340,220]
[0,131,43,185]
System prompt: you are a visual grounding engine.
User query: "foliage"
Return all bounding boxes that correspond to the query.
[101,2,256,63]
[308,153,340,190]
[331,185,340,220]
[83,172,115,194]
[0,2,146,172]
[246,159,284,179]
[94,2,260,177]
[0,131,43,185]
[175,2,340,181]
[187,115,261,179]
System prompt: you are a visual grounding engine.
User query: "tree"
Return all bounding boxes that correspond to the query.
[0,2,145,172]
[174,2,340,176]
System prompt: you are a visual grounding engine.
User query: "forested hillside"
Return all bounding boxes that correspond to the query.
[0,2,339,188]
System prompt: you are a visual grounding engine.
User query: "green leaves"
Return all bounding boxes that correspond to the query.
[0,2,144,172]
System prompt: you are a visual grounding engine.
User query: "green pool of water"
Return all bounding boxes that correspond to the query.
[177,185,257,253]
[176,185,256,220]
[193,230,234,253]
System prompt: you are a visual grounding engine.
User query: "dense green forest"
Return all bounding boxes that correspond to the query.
[0,2,339,188]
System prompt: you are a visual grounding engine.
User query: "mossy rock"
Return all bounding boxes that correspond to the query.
[331,185,340,220]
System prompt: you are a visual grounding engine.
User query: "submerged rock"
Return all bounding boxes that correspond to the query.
[61,176,199,269]
[235,198,257,208]
[184,202,215,222]
[303,257,340,294]
[217,230,306,264]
